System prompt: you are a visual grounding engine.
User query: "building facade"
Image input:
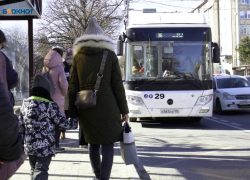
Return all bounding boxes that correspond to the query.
[237,0,250,75]
[192,0,250,76]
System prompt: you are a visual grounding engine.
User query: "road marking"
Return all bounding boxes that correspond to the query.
[210,117,219,119]
[230,122,241,126]
[204,118,247,130]
[219,119,229,123]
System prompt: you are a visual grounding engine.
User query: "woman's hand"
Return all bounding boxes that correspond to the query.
[122,114,129,122]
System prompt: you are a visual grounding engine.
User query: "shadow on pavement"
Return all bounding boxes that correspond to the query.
[136,118,249,130]
[134,140,250,180]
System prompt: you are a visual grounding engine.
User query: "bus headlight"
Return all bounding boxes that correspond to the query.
[195,95,212,106]
[127,95,144,106]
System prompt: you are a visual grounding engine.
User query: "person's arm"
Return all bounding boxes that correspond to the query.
[68,56,79,118]
[49,103,78,129]
[110,52,129,115]
[0,78,23,163]
[2,52,18,89]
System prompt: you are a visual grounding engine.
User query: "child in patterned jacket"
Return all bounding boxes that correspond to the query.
[19,74,78,180]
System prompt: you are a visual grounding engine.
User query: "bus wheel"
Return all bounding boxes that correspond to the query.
[190,117,202,122]
[129,118,137,122]
[216,99,224,115]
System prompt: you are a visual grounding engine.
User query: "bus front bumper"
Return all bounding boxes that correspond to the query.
[129,105,212,118]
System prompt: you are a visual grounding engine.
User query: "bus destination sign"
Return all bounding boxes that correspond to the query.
[156,33,184,38]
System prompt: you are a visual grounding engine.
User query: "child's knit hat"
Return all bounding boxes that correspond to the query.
[33,74,52,95]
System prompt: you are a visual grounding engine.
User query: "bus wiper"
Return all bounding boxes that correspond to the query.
[178,74,201,89]
[135,78,159,90]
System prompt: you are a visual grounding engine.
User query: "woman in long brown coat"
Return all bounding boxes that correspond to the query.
[68,17,129,180]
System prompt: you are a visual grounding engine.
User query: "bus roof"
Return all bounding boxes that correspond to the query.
[128,13,208,28]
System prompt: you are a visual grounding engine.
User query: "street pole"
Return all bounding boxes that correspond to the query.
[125,0,129,29]
[217,0,221,65]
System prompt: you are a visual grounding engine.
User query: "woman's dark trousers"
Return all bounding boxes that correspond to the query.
[89,143,114,180]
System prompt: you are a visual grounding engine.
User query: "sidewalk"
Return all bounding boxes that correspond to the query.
[10,129,140,180]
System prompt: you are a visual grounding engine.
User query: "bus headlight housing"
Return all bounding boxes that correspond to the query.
[195,95,212,106]
[127,95,144,106]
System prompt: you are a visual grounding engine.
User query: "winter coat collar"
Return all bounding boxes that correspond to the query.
[31,87,54,102]
[73,34,115,55]
[44,50,63,69]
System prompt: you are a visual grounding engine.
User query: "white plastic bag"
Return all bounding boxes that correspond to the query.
[123,121,135,144]
[120,122,139,165]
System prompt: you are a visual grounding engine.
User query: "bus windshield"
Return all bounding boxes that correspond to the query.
[126,41,211,82]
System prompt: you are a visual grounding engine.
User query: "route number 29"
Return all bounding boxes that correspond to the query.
[155,93,165,99]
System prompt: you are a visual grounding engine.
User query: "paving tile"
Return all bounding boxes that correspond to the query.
[10,129,140,180]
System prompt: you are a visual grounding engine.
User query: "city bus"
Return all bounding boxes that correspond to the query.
[117,13,220,122]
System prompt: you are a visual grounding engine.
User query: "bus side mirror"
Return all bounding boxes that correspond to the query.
[212,43,220,63]
[117,35,124,56]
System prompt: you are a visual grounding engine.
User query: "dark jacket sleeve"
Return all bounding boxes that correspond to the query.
[111,53,129,114]
[68,56,79,118]
[2,52,18,89]
[0,77,23,163]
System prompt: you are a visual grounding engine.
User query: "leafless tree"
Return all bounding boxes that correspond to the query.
[33,34,51,74]
[1,27,29,94]
[36,0,125,50]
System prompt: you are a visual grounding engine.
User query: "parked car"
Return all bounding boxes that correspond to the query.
[213,75,250,114]
[245,75,250,82]
[213,74,230,76]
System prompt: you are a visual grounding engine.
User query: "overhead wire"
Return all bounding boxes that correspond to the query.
[130,0,204,9]
[128,0,250,11]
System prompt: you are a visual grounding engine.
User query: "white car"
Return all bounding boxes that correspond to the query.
[246,75,250,82]
[213,75,250,114]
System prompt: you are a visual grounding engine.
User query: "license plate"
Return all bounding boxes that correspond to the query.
[161,109,180,114]
[239,101,250,105]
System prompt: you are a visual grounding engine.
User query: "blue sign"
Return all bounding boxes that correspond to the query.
[2,9,34,15]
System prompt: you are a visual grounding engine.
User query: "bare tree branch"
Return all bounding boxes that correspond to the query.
[35,0,125,52]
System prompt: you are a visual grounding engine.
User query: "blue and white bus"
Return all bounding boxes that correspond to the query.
[117,13,220,122]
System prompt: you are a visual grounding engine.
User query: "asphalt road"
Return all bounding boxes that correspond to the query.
[130,111,250,180]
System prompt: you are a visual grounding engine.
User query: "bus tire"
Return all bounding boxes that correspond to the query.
[129,118,137,122]
[190,117,202,122]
